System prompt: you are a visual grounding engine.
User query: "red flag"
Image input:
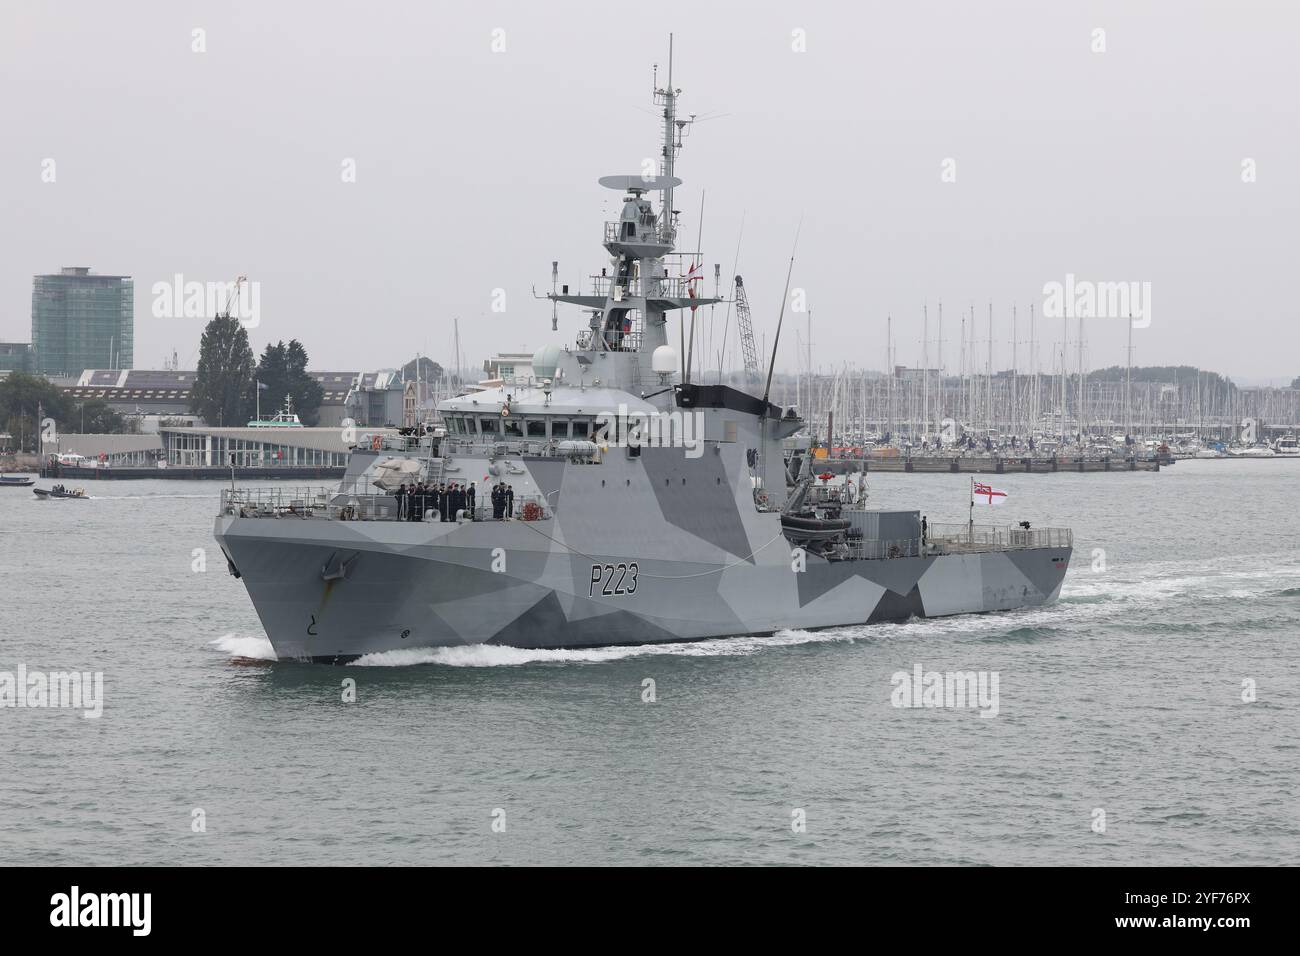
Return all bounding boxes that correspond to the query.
[685,261,702,312]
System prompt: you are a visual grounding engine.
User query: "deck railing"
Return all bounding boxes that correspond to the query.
[847,537,922,560]
[219,486,552,523]
[926,523,1073,553]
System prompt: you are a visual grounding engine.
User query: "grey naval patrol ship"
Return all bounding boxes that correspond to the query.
[214,64,1073,663]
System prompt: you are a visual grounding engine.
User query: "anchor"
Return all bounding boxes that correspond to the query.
[321,551,359,581]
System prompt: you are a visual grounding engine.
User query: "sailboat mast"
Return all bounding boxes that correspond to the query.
[1077,313,1085,441]
[1060,307,1068,441]
[937,300,943,433]
[886,314,893,437]
[1029,302,1035,437]
[1125,315,1133,436]
[1011,304,1017,438]
[922,303,929,438]
[987,301,993,437]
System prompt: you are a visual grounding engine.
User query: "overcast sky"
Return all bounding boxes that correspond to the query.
[2,1,1297,383]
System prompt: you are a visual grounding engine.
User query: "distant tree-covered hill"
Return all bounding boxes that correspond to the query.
[1087,365,1235,391]
[401,356,443,382]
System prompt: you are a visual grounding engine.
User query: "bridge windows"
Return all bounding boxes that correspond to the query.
[440,413,600,443]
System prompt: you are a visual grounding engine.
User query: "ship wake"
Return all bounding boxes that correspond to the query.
[349,628,866,667]
[207,549,1299,667]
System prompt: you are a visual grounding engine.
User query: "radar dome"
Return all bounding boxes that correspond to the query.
[652,345,678,376]
[532,344,562,381]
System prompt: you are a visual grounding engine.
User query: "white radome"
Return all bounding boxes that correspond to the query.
[651,345,677,376]
[532,343,563,381]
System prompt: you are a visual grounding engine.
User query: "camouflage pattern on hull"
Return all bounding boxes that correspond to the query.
[215,455,1070,661]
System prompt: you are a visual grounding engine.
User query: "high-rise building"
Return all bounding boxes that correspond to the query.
[31,267,133,376]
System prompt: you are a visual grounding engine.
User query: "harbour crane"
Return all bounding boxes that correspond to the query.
[734,274,760,387]
[219,275,248,319]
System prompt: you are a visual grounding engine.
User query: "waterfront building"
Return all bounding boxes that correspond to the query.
[159,424,364,468]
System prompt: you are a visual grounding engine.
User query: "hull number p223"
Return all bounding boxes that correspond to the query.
[590,562,639,597]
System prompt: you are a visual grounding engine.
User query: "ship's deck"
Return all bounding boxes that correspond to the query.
[216,487,1072,556]
[219,486,552,523]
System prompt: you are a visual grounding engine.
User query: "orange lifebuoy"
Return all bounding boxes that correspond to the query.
[370,435,382,450]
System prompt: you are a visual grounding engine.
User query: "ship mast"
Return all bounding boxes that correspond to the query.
[657,35,679,246]
[541,39,719,391]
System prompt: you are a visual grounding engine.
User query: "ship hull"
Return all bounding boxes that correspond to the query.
[215,512,1070,662]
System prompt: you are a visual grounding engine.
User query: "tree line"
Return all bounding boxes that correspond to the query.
[190,315,323,426]
[0,373,132,452]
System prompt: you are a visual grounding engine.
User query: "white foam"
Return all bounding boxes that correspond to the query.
[350,627,863,668]
[208,632,277,660]
[1061,550,1299,604]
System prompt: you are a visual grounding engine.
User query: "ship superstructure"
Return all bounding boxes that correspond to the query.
[214,54,1072,662]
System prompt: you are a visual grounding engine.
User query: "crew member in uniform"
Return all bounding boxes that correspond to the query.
[467,482,477,520]
[491,483,503,519]
[395,483,407,520]
[505,484,515,518]
[430,482,442,521]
